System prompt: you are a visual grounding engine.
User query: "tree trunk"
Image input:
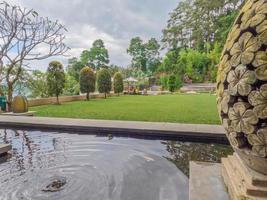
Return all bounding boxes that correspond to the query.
[7,85,13,112]
[104,92,107,99]
[56,95,59,105]
[117,92,119,96]
[86,92,90,101]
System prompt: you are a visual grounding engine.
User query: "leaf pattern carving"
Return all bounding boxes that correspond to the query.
[227,65,256,96]
[230,32,261,66]
[249,84,267,119]
[248,128,267,157]
[228,102,258,135]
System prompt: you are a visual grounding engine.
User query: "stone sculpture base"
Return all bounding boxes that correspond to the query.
[222,153,267,200]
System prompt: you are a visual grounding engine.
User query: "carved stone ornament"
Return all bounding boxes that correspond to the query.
[217,0,267,174]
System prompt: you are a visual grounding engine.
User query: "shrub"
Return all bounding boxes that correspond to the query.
[97,68,111,98]
[160,76,169,90]
[47,61,66,104]
[168,74,176,93]
[113,72,123,96]
[175,75,183,90]
[80,66,96,100]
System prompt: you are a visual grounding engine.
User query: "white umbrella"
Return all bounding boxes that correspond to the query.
[124,77,138,82]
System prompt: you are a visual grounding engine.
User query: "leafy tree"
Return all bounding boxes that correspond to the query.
[109,64,121,77]
[80,50,90,66]
[158,50,180,74]
[145,38,161,73]
[113,72,124,96]
[79,66,96,100]
[67,57,84,82]
[162,0,244,50]
[64,74,80,96]
[207,43,221,82]
[47,61,66,104]
[168,74,176,93]
[127,37,146,71]
[214,10,240,47]
[28,70,49,98]
[178,49,210,83]
[97,68,111,99]
[81,39,109,70]
[127,37,160,72]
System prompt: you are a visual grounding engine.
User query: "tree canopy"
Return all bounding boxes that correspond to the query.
[113,72,124,95]
[80,39,109,70]
[47,61,66,104]
[162,0,244,50]
[97,68,112,99]
[127,37,160,73]
[80,66,96,100]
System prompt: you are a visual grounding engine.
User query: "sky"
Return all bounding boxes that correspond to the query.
[8,0,180,71]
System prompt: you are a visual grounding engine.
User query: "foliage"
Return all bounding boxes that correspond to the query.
[158,0,243,84]
[127,37,160,72]
[108,64,124,77]
[162,0,244,50]
[46,61,66,104]
[79,66,96,100]
[214,10,240,47]
[113,72,124,95]
[158,50,180,74]
[207,43,221,82]
[97,68,112,98]
[28,70,49,98]
[168,74,176,92]
[63,74,80,96]
[67,57,84,82]
[175,75,183,89]
[160,76,169,90]
[177,49,210,82]
[80,39,109,70]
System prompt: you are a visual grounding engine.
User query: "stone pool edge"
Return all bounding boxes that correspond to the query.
[0,116,227,144]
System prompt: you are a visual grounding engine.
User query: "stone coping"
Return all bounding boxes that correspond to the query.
[0,144,12,155]
[0,116,227,143]
[1,111,36,116]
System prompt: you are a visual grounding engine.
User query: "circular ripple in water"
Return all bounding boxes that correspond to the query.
[0,130,188,200]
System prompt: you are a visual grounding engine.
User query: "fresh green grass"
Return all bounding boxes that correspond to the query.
[30,94,220,124]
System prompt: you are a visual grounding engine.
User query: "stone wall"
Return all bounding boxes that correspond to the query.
[28,93,115,107]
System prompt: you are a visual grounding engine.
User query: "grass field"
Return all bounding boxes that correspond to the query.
[30,94,220,124]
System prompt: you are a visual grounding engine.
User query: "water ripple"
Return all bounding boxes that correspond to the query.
[0,129,231,200]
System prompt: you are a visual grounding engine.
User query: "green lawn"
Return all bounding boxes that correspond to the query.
[30,94,220,124]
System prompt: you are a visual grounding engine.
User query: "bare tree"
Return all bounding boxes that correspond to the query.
[0,2,69,111]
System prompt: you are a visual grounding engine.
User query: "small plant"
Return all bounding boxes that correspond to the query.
[168,74,176,93]
[113,72,123,96]
[97,68,111,99]
[47,61,66,104]
[79,66,96,100]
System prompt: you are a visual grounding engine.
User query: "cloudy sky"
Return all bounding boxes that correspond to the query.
[8,0,179,71]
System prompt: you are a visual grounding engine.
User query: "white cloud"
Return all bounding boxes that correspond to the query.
[6,0,180,71]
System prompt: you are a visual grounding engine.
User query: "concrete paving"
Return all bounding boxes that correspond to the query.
[0,115,227,143]
[189,161,229,200]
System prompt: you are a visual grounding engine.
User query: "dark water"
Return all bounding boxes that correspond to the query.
[0,129,233,200]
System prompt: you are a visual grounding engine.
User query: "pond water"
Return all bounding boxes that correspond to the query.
[0,129,233,200]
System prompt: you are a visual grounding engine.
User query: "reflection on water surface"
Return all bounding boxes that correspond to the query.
[0,129,232,200]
